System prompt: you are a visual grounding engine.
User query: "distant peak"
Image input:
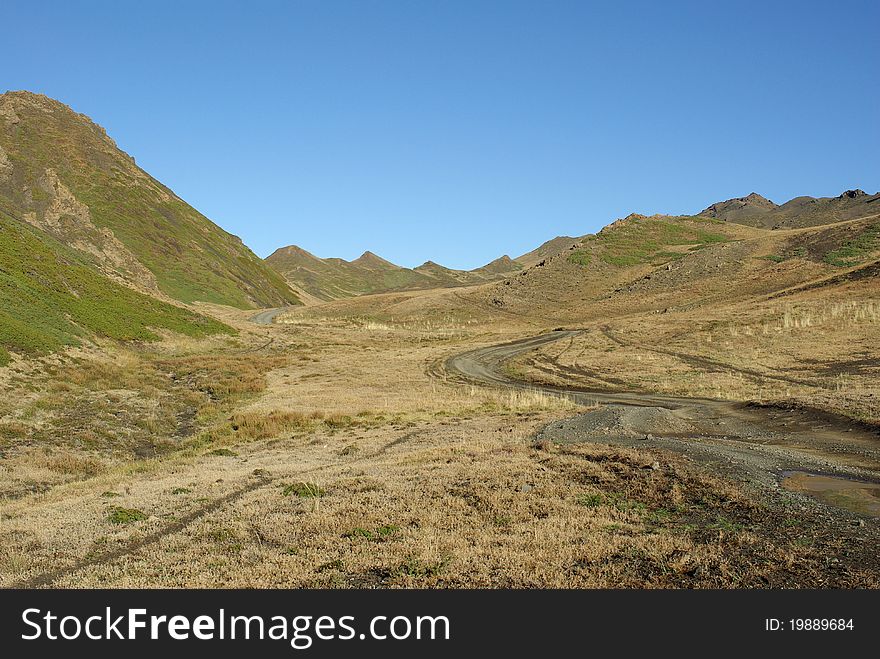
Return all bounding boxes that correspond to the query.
[265,244,322,263]
[699,192,778,219]
[477,254,521,274]
[838,189,867,199]
[351,250,400,269]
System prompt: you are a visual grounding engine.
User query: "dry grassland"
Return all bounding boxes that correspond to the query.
[1,285,877,588]
[514,286,880,424]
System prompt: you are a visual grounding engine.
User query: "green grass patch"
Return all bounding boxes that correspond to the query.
[0,212,232,360]
[567,249,592,267]
[282,482,326,498]
[577,493,605,507]
[823,223,880,267]
[342,527,374,540]
[107,506,148,524]
[591,216,733,267]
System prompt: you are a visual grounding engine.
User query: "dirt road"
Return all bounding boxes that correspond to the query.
[446,330,880,519]
[249,307,294,325]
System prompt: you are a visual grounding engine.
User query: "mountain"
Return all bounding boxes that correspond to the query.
[699,189,879,229]
[416,256,523,284]
[0,209,230,365]
[698,192,778,226]
[474,255,521,275]
[485,209,880,321]
[266,246,520,301]
[0,91,299,308]
[349,250,400,270]
[515,235,580,267]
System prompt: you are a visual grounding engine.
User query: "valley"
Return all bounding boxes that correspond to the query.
[1,91,879,589]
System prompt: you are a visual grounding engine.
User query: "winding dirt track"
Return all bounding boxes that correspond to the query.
[249,306,294,325]
[445,330,880,490]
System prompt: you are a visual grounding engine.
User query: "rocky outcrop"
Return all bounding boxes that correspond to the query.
[0,145,11,180]
[0,97,20,126]
[20,168,161,294]
[700,192,778,220]
[839,189,867,199]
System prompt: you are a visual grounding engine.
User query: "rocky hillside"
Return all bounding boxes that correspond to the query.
[0,91,299,308]
[699,189,879,229]
[266,246,521,301]
[515,235,580,267]
[485,211,880,322]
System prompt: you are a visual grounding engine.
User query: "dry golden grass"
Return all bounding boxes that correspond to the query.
[1,274,877,588]
[516,289,880,423]
[3,412,864,588]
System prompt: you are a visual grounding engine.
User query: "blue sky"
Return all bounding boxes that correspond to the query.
[4,0,878,269]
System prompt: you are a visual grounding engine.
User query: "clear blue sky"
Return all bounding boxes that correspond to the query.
[4,1,878,269]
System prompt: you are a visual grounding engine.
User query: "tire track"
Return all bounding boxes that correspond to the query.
[598,325,818,388]
[13,429,424,588]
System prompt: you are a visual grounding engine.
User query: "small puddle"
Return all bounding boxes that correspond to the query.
[781,471,880,517]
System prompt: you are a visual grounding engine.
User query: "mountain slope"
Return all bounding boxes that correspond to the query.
[266,246,521,301]
[485,210,880,322]
[0,209,231,365]
[0,91,299,308]
[515,235,579,267]
[699,189,879,229]
[698,192,778,226]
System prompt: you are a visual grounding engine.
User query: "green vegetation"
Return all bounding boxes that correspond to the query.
[342,523,400,540]
[0,212,232,364]
[761,246,807,263]
[107,506,148,524]
[0,91,299,308]
[567,249,592,267]
[376,524,400,537]
[576,493,605,507]
[587,216,731,267]
[282,482,326,498]
[266,247,521,301]
[823,222,880,267]
[342,527,374,540]
[266,248,443,301]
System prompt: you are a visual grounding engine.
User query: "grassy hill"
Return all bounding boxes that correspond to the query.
[485,211,880,320]
[514,235,579,267]
[0,210,231,365]
[0,91,298,309]
[699,189,879,229]
[266,246,520,301]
